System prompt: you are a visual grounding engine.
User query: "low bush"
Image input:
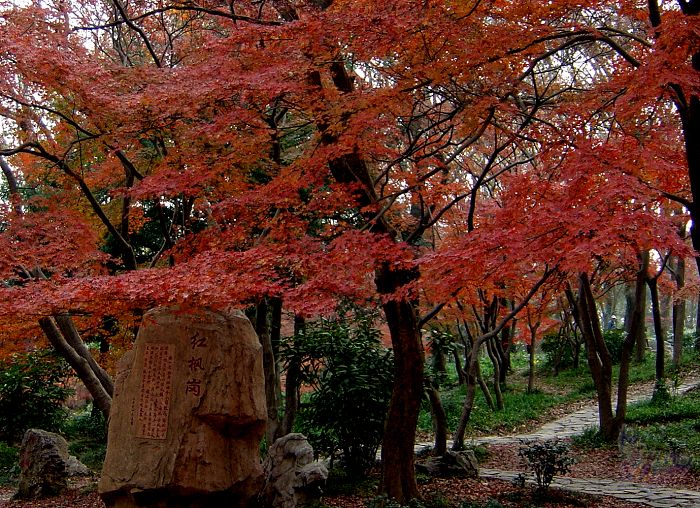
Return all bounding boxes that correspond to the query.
[603,329,625,364]
[518,440,574,491]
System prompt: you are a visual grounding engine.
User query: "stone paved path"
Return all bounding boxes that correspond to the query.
[473,378,699,446]
[479,468,700,508]
[417,376,700,507]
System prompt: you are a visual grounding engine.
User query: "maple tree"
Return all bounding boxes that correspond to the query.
[0,0,696,501]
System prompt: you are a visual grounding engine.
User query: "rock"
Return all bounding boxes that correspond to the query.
[66,455,91,476]
[15,428,89,499]
[260,433,329,508]
[98,307,267,508]
[415,450,479,478]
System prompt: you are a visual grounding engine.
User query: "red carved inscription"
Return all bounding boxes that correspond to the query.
[136,343,174,440]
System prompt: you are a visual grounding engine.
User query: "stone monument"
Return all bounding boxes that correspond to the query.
[99,307,267,508]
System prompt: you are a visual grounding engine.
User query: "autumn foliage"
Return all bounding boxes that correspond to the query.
[0,0,698,501]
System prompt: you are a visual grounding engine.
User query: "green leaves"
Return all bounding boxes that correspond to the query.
[281,312,393,475]
[0,349,72,443]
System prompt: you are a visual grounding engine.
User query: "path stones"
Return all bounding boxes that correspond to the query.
[99,307,267,508]
[480,469,700,507]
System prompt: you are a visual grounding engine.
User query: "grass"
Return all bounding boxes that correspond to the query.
[621,386,700,471]
[419,349,698,438]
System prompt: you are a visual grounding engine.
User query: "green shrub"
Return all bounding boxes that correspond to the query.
[518,441,574,491]
[284,315,393,475]
[63,404,108,471]
[0,442,19,486]
[62,404,107,442]
[0,349,72,442]
[541,333,575,370]
[603,329,625,364]
[572,426,611,450]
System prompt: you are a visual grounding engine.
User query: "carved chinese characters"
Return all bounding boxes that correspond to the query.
[136,344,174,440]
[99,307,267,508]
[185,333,206,398]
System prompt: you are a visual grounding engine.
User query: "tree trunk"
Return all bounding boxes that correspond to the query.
[672,256,685,366]
[452,348,466,385]
[485,338,504,410]
[647,278,665,383]
[696,294,700,351]
[451,343,479,451]
[426,380,447,456]
[377,266,423,504]
[282,314,305,436]
[568,275,616,440]
[39,317,112,417]
[255,300,282,445]
[528,333,537,394]
[476,358,495,410]
[613,257,648,437]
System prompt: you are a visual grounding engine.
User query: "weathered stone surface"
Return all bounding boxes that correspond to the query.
[415,450,478,478]
[261,433,328,508]
[99,307,267,508]
[15,429,88,499]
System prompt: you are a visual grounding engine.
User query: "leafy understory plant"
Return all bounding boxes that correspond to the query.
[518,440,574,491]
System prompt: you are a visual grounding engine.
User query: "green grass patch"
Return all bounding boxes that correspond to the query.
[419,350,699,438]
[626,389,700,425]
[418,379,569,435]
[571,426,615,450]
[622,387,700,472]
[624,419,700,471]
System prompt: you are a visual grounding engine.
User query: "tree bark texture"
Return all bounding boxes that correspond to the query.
[647,278,665,382]
[255,300,282,444]
[377,266,424,503]
[39,317,112,417]
[672,255,685,366]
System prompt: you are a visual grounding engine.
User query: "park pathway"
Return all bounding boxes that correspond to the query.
[416,376,700,507]
[473,377,700,446]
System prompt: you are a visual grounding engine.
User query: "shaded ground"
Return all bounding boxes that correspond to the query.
[1,374,697,507]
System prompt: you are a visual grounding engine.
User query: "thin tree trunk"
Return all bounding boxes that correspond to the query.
[452,348,466,385]
[451,343,479,451]
[568,275,615,440]
[256,300,281,445]
[672,256,685,366]
[475,358,495,410]
[426,380,447,456]
[613,256,648,437]
[528,335,537,393]
[647,278,665,383]
[282,314,305,436]
[485,338,504,410]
